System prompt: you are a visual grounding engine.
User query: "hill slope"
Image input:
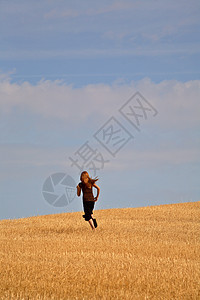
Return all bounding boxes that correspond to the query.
[0,202,199,300]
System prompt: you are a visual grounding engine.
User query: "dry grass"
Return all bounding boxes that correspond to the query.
[0,201,199,300]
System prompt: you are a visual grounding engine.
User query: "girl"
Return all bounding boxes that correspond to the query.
[76,171,100,231]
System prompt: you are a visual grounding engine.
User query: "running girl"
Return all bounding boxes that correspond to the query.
[76,171,100,231]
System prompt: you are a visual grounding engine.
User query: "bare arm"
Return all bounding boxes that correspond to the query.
[93,183,100,201]
[76,185,81,197]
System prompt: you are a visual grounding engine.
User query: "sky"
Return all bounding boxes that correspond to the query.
[0,0,200,220]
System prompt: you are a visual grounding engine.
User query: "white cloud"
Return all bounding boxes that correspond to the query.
[1,74,199,129]
[0,75,121,126]
[0,73,200,180]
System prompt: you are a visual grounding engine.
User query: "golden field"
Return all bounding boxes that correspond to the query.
[0,201,199,300]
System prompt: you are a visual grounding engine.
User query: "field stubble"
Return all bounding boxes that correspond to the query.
[0,202,199,299]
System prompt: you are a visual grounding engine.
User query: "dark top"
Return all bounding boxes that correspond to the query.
[78,182,95,202]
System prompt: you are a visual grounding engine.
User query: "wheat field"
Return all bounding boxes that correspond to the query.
[0,201,199,300]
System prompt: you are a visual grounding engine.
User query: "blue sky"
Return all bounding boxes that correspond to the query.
[0,0,200,220]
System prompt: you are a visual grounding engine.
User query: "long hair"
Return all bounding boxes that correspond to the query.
[80,171,98,185]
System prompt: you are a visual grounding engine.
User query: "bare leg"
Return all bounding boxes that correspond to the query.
[88,218,95,230]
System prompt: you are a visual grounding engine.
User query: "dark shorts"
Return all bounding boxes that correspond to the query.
[83,201,95,221]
